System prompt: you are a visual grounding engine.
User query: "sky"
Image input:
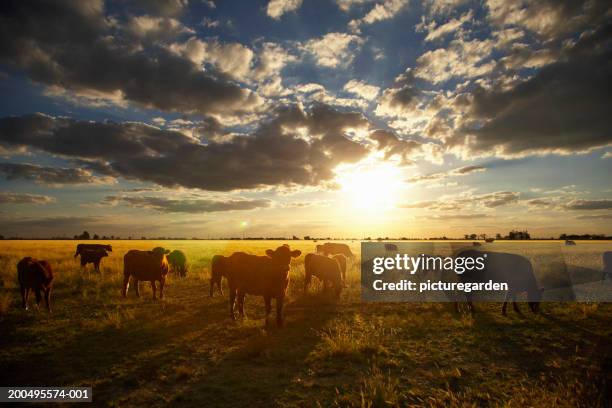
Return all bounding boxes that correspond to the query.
[0,0,611,239]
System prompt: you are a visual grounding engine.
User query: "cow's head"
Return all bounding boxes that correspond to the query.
[152,247,171,255]
[266,245,301,266]
[528,288,545,313]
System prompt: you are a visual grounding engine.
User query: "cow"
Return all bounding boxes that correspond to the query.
[167,250,188,277]
[74,243,112,258]
[79,248,108,272]
[332,253,347,284]
[315,242,354,258]
[384,243,398,252]
[454,249,543,315]
[122,249,169,299]
[565,240,576,246]
[210,254,227,297]
[221,245,301,327]
[603,251,612,281]
[472,242,482,247]
[17,257,54,312]
[304,253,343,297]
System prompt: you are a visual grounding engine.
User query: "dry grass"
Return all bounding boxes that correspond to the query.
[0,240,610,407]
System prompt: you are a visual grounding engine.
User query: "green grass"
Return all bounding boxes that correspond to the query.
[0,240,610,407]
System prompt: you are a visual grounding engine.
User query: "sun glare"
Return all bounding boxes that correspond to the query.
[335,162,405,213]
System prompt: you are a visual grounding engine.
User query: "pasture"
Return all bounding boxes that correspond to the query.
[0,240,611,407]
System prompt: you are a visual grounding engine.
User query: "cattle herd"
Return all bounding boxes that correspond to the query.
[15,243,612,326]
[16,242,354,327]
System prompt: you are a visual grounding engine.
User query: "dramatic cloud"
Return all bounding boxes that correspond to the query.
[106,196,272,213]
[454,25,612,157]
[349,0,409,31]
[0,162,116,186]
[0,0,261,116]
[302,32,364,68]
[0,192,55,205]
[417,10,473,41]
[0,105,371,191]
[343,79,380,100]
[266,0,303,19]
[369,130,422,165]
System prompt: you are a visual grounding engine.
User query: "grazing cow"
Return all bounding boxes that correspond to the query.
[222,245,301,327]
[122,250,169,299]
[17,257,54,312]
[472,242,482,247]
[565,240,576,246]
[315,242,353,258]
[332,254,347,284]
[74,243,112,258]
[167,250,188,277]
[603,251,612,281]
[485,238,495,243]
[384,243,398,252]
[304,253,343,297]
[455,249,543,315]
[79,248,108,272]
[210,254,227,297]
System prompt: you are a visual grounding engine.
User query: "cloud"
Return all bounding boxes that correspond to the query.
[0,162,116,186]
[0,0,261,116]
[349,0,409,31]
[424,0,470,16]
[343,79,380,99]
[106,195,272,213]
[407,165,486,183]
[127,15,194,42]
[302,32,364,68]
[401,190,520,210]
[454,25,612,158]
[563,199,612,211]
[336,0,375,12]
[575,214,612,220]
[0,105,371,191]
[418,10,473,41]
[369,130,423,165]
[428,213,489,220]
[266,0,303,19]
[0,192,55,205]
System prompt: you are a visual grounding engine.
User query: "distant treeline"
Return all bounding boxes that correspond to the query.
[1,232,610,240]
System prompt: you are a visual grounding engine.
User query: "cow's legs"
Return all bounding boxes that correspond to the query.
[237,290,246,318]
[122,275,130,297]
[304,272,311,293]
[94,261,100,272]
[264,295,272,324]
[134,279,140,297]
[24,288,31,310]
[229,286,237,320]
[151,280,157,300]
[44,289,51,312]
[20,286,27,310]
[35,289,42,308]
[159,277,165,299]
[502,292,511,316]
[276,295,284,327]
[512,293,520,313]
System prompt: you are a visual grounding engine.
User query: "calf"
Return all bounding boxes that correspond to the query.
[168,250,188,277]
[122,250,169,299]
[79,248,108,272]
[17,257,54,312]
[222,245,301,327]
[74,243,112,258]
[455,249,543,315]
[304,253,343,297]
[316,242,353,258]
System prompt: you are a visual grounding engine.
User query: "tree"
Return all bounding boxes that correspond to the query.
[93,234,99,240]
[78,231,90,240]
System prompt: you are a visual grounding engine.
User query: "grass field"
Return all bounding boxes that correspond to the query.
[0,240,611,407]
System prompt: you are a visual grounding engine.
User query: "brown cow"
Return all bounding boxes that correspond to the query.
[79,248,108,272]
[304,253,343,297]
[122,249,169,299]
[74,243,112,258]
[222,245,301,327]
[332,253,347,284]
[315,242,353,258]
[17,257,54,312]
